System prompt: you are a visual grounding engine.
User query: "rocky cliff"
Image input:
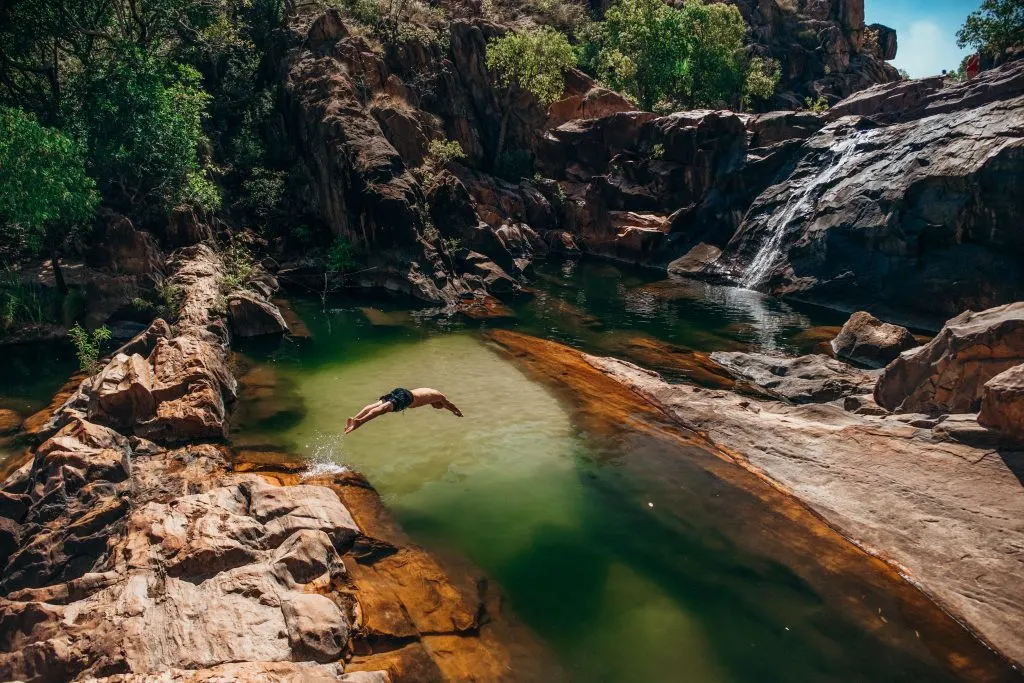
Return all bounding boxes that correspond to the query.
[715,0,900,106]
[527,59,1024,321]
[0,246,554,682]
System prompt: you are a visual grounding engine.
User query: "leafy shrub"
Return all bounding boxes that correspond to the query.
[68,324,111,374]
[222,234,258,292]
[594,0,749,110]
[239,168,287,221]
[804,95,829,113]
[957,0,1024,57]
[419,138,466,186]
[66,46,219,214]
[0,267,58,330]
[649,143,665,160]
[327,237,359,273]
[743,57,781,109]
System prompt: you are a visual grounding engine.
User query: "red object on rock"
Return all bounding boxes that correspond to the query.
[967,53,981,79]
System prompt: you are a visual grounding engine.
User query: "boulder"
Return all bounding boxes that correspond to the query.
[88,353,156,429]
[114,318,172,358]
[710,351,876,403]
[874,302,1024,414]
[978,364,1024,442]
[830,311,918,367]
[227,292,289,338]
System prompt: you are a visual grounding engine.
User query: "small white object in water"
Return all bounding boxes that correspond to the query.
[647,502,654,508]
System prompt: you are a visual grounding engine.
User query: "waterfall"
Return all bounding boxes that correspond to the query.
[740,132,866,288]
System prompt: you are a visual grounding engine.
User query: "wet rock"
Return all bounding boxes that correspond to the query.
[978,364,1024,443]
[830,311,918,367]
[874,303,1024,414]
[717,62,1024,317]
[568,337,1024,670]
[710,351,876,403]
[227,291,289,338]
[0,410,21,435]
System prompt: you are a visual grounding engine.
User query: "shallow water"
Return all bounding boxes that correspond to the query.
[231,261,1017,683]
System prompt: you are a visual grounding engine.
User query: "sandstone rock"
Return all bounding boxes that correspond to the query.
[0,409,21,435]
[710,351,876,403]
[272,529,344,587]
[164,207,214,248]
[868,23,898,61]
[978,364,1024,442]
[89,353,156,429]
[280,591,349,662]
[830,311,918,367]
[227,291,289,338]
[246,481,360,549]
[114,319,172,358]
[874,302,1024,414]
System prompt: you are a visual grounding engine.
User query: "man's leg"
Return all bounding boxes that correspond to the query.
[353,400,384,421]
[346,402,393,433]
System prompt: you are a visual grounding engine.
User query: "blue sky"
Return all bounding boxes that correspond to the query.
[864,0,981,77]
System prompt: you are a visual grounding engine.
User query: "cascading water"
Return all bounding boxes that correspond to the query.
[740,132,867,288]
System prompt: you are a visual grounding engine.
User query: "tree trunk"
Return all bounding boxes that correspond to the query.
[494,107,512,167]
[51,249,67,297]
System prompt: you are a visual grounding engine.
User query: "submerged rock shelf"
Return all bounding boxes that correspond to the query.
[486,329,1024,676]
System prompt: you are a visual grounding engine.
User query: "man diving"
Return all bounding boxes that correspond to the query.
[345,387,463,433]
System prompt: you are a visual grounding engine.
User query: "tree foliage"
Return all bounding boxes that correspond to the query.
[591,0,768,111]
[486,28,576,159]
[957,0,1024,57]
[597,0,686,109]
[66,46,218,213]
[743,57,781,109]
[487,28,577,108]
[0,106,97,253]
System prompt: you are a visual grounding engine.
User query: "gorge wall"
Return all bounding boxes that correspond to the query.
[276,0,907,313]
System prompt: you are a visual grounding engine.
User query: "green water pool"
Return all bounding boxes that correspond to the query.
[229,261,1016,683]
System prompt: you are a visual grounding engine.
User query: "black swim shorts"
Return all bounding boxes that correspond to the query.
[380,387,414,412]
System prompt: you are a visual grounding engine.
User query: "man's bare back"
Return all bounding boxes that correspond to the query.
[345,387,463,434]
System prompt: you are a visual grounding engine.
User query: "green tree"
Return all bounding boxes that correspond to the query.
[595,0,753,110]
[743,56,780,110]
[486,28,577,161]
[65,46,218,214]
[598,0,687,110]
[0,106,97,294]
[957,0,1024,58]
[676,0,748,107]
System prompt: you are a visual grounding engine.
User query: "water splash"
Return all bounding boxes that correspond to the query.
[300,429,350,480]
[740,132,867,289]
